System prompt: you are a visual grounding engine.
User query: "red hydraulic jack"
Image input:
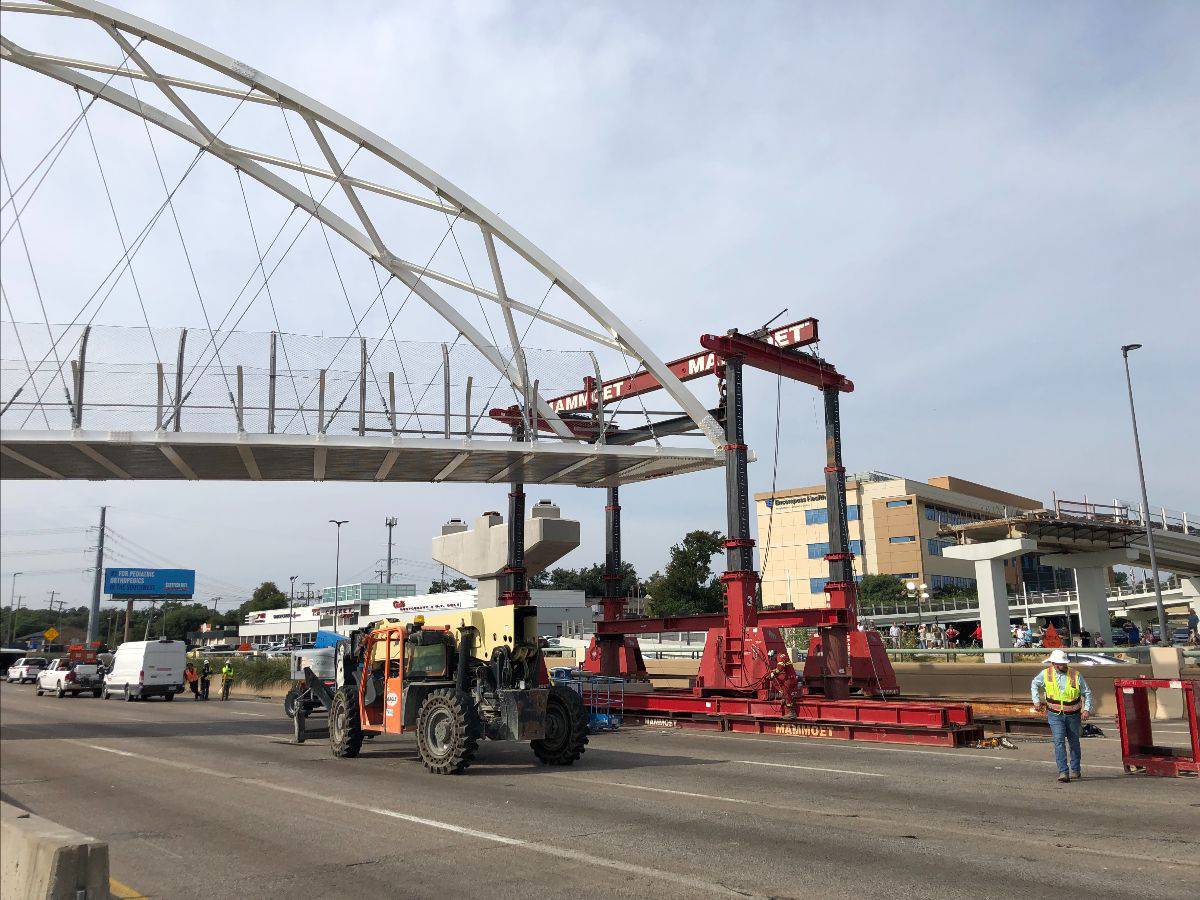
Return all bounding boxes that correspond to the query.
[533,321,981,746]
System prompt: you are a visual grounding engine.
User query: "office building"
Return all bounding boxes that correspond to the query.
[755,472,1044,608]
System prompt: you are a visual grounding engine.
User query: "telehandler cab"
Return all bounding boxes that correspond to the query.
[325,606,588,774]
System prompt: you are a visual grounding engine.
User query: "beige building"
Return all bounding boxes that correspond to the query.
[755,472,1043,608]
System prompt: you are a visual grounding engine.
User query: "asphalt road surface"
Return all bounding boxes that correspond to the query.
[1,682,1196,899]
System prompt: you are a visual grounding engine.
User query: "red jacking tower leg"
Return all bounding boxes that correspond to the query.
[582,485,648,679]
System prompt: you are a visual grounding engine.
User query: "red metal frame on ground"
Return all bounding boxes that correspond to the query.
[1113,677,1200,777]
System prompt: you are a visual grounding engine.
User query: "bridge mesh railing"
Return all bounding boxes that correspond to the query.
[1,321,600,439]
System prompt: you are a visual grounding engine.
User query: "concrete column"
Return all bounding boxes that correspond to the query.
[1041,548,1137,646]
[943,538,1036,663]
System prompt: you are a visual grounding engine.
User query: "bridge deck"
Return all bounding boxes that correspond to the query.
[0,430,723,487]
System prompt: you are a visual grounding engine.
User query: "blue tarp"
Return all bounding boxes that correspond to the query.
[314,630,345,649]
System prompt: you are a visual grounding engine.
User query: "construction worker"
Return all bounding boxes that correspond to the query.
[199,659,213,700]
[184,662,199,699]
[220,661,235,701]
[1031,648,1093,782]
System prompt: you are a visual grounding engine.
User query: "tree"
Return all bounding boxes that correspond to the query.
[530,563,640,597]
[644,530,725,617]
[857,575,907,608]
[160,603,214,640]
[429,577,473,594]
[238,582,288,617]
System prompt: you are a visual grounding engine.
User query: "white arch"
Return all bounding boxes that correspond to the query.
[0,0,724,448]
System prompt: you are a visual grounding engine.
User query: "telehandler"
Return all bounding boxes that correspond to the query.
[321,605,588,774]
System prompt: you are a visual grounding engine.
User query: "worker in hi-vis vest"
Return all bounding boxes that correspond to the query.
[1031,648,1093,782]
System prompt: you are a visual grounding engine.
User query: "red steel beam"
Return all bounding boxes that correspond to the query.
[514,318,819,418]
[698,332,854,392]
[594,606,847,635]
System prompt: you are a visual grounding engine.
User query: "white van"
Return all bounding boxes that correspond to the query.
[104,639,186,701]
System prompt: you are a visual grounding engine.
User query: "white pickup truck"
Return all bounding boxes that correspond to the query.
[35,659,103,698]
[6,657,48,684]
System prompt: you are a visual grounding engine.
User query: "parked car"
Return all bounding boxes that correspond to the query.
[104,639,187,701]
[1065,653,1125,666]
[6,657,48,684]
[36,659,102,697]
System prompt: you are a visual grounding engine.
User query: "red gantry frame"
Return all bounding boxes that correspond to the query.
[493,320,982,746]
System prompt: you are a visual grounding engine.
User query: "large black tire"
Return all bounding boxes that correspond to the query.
[163,692,175,702]
[56,684,65,699]
[416,688,481,775]
[92,688,102,698]
[532,685,589,766]
[283,685,301,719]
[329,686,363,759]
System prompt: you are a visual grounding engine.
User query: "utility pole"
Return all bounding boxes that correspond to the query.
[288,576,298,648]
[303,582,315,601]
[87,505,107,644]
[375,568,386,584]
[10,596,24,645]
[385,516,397,585]
[1121,344,1169,643]
[47,590,60,613]
[7,571,22,645]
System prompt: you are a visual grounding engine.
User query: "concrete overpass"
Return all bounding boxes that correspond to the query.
[943,509,1200,660]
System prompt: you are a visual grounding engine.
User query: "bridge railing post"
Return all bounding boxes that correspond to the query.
[268,331,277,434]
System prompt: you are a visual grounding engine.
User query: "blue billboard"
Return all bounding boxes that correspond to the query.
[103,568,196,599]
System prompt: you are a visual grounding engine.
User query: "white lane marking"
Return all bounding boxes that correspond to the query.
[75,742,754,897]
[735,759,885,777]
[226,711,265,717]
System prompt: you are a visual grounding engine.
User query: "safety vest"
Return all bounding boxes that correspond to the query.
[1042,668,1081,713]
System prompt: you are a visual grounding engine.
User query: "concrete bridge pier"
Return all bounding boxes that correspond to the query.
[1040,548,1138,645]
[943,538,1035,662]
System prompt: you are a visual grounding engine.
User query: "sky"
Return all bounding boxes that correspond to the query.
[1,1,1197,615]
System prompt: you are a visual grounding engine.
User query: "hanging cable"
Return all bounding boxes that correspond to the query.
[124,76,235,414]
[235,170,308,432]
[0,39,141,234]
[74,89,165,376]
[0,160,74,414]
[1,286,51,426]
[5,84,258,425]
[758,370,783,600]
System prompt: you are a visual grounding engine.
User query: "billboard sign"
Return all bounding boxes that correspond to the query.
[104,568,196,599]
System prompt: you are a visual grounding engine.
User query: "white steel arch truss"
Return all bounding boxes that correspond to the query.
[0,0,727,486]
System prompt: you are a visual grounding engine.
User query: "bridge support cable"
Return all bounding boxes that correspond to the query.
[0,284,51,427]
[74,89,165,379]
[120,75,236,418]
[235,171,308,434]
[0,35,140,240]
[0,160,74,418]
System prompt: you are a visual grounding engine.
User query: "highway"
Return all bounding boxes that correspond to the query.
[1,683,1196,899]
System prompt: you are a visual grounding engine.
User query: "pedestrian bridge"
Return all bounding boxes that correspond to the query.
[859,580,1196,628]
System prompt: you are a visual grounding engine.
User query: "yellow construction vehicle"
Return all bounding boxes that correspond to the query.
[321,605,588,774]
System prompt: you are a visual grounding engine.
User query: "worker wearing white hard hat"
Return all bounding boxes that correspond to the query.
[1031,648,1093,783]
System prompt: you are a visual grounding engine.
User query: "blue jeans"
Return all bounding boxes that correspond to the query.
[1047,710,1082,774]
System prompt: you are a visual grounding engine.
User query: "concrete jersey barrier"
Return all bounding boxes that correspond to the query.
[1,801,109,900]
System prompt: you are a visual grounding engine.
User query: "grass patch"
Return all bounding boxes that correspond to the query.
[193,656,291,690]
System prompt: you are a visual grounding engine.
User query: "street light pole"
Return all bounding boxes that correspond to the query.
[1121,344,1169,644]
[385,516,397,585]
[329,520,349,633]
[288,575,298,648]
[7,571,22,645]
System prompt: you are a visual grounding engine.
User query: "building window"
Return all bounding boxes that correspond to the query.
[807,542,830,559]
[927,537,956,557]
[802,505,858,525]
[924,504,988,526]
[886,499,911,508]
[809,577,829,594]
[888,536,916,543]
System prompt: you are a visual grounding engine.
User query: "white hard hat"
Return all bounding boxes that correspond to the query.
[1044,649,1070,665]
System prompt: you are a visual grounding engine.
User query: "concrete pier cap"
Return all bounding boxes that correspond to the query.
[943,538,1036,662]
[431,501,580,607]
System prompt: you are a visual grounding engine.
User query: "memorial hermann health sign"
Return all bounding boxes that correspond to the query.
[103,568,196,600]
